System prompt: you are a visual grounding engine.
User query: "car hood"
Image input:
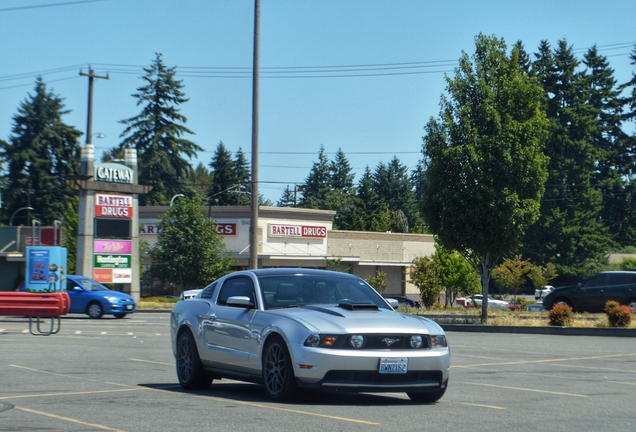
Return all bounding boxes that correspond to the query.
[266,305,443,334]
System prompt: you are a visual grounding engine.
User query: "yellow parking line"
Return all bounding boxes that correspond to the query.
[129,358,172,366]
[454,381,587,397]
[192,394,379,425]
[452,352,636,369]
[15,406,126,432]
[447,401,506,410]
[3,388,145,400]
[74,331,81,334]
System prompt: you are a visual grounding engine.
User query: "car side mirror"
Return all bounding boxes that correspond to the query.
[386,298,399,309]
[226,296,254,309]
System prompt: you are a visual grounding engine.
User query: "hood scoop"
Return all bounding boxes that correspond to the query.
[337,301,379,311]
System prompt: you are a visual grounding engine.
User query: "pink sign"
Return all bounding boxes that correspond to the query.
[94,240,132,254]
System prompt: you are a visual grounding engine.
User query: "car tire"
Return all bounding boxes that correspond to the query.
[407,381,448,403]
[262,335,297,402]
[554,298,572,308]
[626,299,636,312]
[87,302,103,319]
[113,313,127,319]
[176,330,212,390]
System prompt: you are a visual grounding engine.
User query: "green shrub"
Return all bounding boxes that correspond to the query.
[605,301,633,328]
[547,304,573,327]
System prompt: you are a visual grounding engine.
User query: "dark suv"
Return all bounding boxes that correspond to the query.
[543,271,636,313]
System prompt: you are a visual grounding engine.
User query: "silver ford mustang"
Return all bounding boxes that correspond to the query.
[170,268,450,403]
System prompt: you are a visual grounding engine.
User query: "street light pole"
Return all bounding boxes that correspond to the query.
[9,207,34,227]
[250,0,260,269]
[170,194,185,206]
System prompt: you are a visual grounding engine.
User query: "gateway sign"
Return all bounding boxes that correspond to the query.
[268,224,327,238]
[94,162,134,184]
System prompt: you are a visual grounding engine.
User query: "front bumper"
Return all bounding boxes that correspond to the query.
[290,344,450,393]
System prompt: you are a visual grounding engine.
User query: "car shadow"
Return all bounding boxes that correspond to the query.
[138,382,425,406]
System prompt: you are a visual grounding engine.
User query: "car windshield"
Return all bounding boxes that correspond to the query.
[76,278,111,292]
[258,274,391,311]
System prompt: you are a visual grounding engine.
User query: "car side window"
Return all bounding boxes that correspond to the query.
[200,282,218,299]
[607,273,632,286]
[67,280,80,291]
[583,274,606,288]
[217,277,256,307]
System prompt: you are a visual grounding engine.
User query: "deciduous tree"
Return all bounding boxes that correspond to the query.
[421,34,549,322]
[150,196,234,292]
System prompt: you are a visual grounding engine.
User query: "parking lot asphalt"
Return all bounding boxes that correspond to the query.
[1,312,635,432]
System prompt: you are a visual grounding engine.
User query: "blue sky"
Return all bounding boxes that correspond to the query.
[1,0,635,203]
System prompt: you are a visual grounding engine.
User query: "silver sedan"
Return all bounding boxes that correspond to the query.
[170,268,450,403]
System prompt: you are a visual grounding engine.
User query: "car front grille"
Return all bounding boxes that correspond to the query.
[333,334,431,350]
[322,370,442,386]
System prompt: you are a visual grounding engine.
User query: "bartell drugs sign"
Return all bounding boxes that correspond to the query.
[95,193,133,218]
[268,224,327,238]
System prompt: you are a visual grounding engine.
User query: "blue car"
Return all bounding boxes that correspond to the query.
[66,275,136,319]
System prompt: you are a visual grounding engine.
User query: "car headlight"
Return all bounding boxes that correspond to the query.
[410,335,423,348]
[349,335,365,348]
[105,296,121,304]
[431,335,447,348]
[304,334,338,347]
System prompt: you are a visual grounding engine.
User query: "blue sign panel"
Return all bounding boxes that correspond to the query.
[25,246,68,292]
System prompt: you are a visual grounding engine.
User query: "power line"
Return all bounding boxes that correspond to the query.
[0,0,108,13]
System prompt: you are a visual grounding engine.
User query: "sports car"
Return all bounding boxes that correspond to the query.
[170,268,450,403]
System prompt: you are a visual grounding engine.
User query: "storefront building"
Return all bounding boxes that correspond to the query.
[140,205,435,298]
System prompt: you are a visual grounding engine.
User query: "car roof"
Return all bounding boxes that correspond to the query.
[232,268,361,280]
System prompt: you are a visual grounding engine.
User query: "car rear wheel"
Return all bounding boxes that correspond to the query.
[87,302,103,319]
[554,298,572,308]
[176,330,212,390]
[262,336,297,401]
[407,381,448,403]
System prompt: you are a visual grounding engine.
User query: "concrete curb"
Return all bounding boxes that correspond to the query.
[136,310,635,337]
[439,324,636,337]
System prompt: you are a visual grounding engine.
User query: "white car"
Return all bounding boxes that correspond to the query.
[534,285,554,300]
[465,294,509,309]
[179,289,203,300]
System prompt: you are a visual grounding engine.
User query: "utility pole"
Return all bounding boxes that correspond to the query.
[249,0,260,269]
[79,66,109,144]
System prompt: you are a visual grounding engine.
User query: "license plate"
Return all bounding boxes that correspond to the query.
[379,357,408,374]
[125,305,133,310]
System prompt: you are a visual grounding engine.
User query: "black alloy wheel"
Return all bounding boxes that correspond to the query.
[176,330,212,390]
[262,336,297,401]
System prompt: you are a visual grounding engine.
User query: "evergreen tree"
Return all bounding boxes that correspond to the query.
[188,162,213,199]
[298,145,331,208]
[100,146,125,163]
[513,40,532,74]
[583,46,632,245]
[233,147,251,205]
[0,77,82,224]
[521,40,612,276]
[277,185,296,207]
[207,142,237,206]
[372,157,420,232]
[330,148,355,191]
[119,53,201,206]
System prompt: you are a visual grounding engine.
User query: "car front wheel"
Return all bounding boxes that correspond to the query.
[407,381,448,403]
[176,330,212,390]
[87,302,103,319]
[262,336,297,401]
